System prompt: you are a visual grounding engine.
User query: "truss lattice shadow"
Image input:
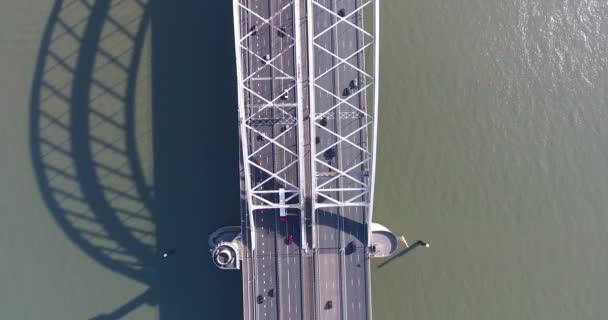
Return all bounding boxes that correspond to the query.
[31,1,243,319]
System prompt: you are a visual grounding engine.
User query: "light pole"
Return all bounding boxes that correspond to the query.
[415,240,430,248]
[162,248,176,258]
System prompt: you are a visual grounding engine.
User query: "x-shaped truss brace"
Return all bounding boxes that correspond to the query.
[238,2,297,43]
[311,0,375,41]
[308,0,378,209]
[243,83,297,120]
[242,43,296,82]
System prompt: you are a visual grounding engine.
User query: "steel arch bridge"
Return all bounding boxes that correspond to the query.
[231,0,381,319]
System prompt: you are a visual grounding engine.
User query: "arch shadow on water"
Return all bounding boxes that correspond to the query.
[29,0,241,318]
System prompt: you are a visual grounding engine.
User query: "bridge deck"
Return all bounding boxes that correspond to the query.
[234,0,309,319]
[308,0,376,319]
[233,0,379,319]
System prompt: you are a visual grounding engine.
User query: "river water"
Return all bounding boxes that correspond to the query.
[1,0,607,319]
[371,0,608,319]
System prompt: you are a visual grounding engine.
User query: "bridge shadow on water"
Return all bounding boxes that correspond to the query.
[29,0,241,319]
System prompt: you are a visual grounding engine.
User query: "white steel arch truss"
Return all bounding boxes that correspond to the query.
[307,0,380,247]
[232,0,306,250]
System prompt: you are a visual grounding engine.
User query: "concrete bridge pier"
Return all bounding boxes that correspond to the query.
[209,226,242,270]
[369,222,399,258]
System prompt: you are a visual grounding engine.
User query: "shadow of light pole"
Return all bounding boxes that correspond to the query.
[377,240,430,269]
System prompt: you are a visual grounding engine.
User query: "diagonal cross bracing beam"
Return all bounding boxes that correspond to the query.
[241,42,296,82]
[316,156,372,189]
[315,121,372,157]
[238,2,297,43]
[311,0,375,41]
[243,124,299,158]
[313,82,373,119]
[242,83,297,120]
[313,40,374,80]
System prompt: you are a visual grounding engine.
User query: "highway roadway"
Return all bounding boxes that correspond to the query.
[236,0,372,319]
[311,0,370,319]
[239,0,306,319]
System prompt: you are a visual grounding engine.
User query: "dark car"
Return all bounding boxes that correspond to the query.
[257,294,265,304]
[281,89,289,100]
[346,241,356,255]
[325,300,333,310]
[286,234,294,245]
[319,117,328,127]
[278,26,287,37]
[323,148,336,160]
